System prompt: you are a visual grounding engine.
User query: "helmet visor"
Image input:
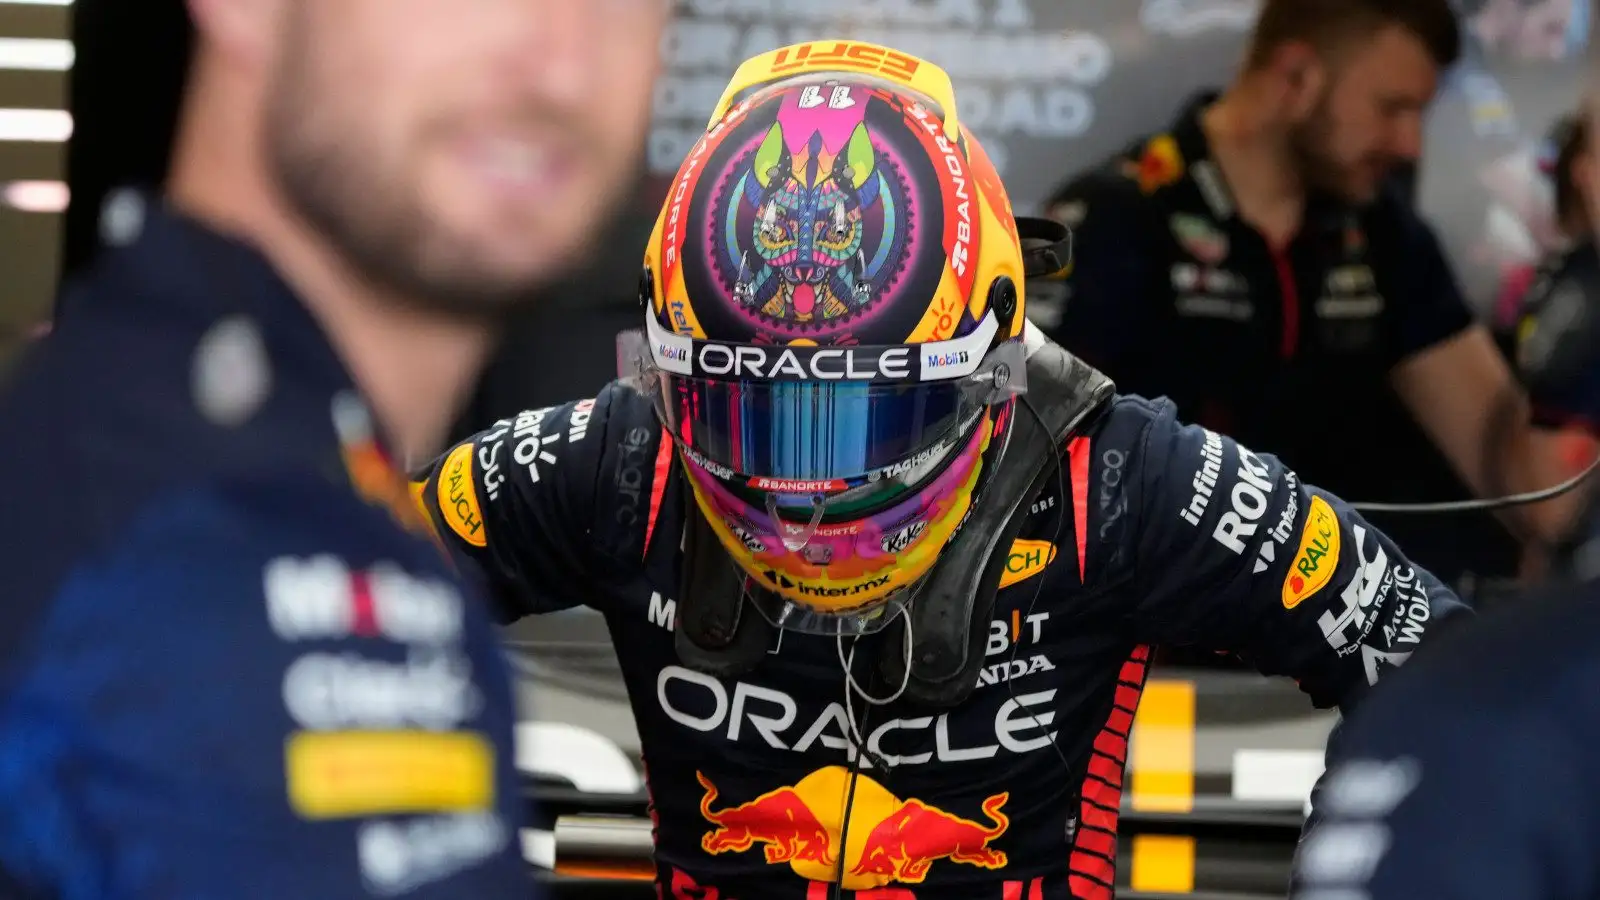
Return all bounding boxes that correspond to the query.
[659,377,967,485]
[620,309,1024,488]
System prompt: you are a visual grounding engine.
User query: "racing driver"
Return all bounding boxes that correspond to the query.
[415,43,1466,900]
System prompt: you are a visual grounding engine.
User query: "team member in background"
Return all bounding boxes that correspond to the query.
[1516,114,1600,433]
[1511,111,1600,574]
[416,42,1465,900]
[1044,0,1579,587]
[0,0,666,895]
[1290,59,1600,898]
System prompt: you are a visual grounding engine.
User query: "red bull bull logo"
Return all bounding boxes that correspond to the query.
[698,773,835,867]
[698,767,1009,890]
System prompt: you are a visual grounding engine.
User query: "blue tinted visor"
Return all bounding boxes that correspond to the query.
[654,373,970,483]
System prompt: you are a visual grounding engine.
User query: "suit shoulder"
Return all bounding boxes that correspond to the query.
[0,318,356,671]
[3,304,342,500]
[88,472,454,595]
[596,378,662,431]
[0,468,456,687]
[1090,394,1178,440]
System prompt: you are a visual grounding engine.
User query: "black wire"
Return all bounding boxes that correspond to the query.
[817,396,1600,898]
[1004,396,1083,777]
[1347,450,1600,514]
[821,396,1099,897]
[829,638,887,900]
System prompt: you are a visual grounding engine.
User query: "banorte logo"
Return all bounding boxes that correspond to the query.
[697,767,1009,890]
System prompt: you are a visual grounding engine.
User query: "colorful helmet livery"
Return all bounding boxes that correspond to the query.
[634,41,1027,625]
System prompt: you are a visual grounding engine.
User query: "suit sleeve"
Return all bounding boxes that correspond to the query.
[0,477,527,899]
[1039,171,1166,392]
[412,381,666,620]
[1113,400,1469,710]
[1290,638,1598,898]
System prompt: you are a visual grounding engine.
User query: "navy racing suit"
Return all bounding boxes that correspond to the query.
[1290,583,1600,899]
[0,201,532,899]
[413,337,1468,900]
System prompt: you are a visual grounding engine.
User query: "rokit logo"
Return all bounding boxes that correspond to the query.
[656,665,1058,766]
[282,650,483,732]
[1208,443,1280,574]
[266,556,464,645]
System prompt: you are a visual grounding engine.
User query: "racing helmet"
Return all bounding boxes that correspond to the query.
[622,41,1029,634]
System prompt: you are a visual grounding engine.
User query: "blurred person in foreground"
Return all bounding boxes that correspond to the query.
[410,40,1467,899]
[1044,0,1582,584]
[1289,60,1600,900]
[0,0,665,896]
